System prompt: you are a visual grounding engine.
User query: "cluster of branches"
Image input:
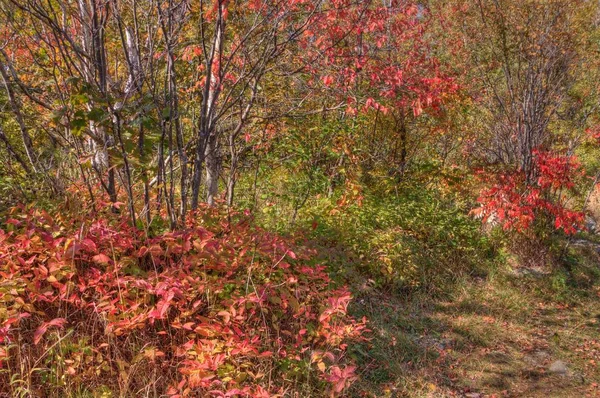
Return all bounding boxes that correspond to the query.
[0,0,341,227]
[0,0,598,234]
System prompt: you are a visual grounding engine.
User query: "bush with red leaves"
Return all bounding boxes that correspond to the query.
[0,205,366,397]
[474,150,584,235]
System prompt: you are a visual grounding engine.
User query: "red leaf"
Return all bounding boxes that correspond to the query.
[217,310,231,324]
[92,253,112,264]
[33,318,66,345]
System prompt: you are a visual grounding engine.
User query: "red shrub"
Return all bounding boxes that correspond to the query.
[0,205,366,397]
[474,150,584,234]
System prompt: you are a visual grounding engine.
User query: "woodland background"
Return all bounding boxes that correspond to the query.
[1,0,600,397]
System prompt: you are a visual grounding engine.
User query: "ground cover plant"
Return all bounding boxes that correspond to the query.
[0,202,366,397]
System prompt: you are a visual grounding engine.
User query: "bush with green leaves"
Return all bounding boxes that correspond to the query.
[298,188,497,292]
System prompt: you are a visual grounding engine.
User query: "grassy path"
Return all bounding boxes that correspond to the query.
[350,258,600,397]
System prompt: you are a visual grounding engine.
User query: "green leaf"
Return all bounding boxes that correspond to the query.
[88,107,106,122]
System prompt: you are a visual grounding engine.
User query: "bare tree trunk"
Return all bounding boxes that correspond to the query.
[123,25,151,223]
[226,174,235,207]
[205,133,220,206]
[192,0,225,209]
[226,133,237,207]
[157,2,188,221]
[0,60,38,172]
[78,0,118,205]
[191,134,206,210]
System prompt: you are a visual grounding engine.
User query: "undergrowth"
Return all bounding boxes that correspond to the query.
[294,189,497,293]
[0,204,366,397]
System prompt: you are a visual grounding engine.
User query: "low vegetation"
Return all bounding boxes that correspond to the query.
[0,203,367,397]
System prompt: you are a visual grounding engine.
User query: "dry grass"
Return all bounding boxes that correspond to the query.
[348,247,600,398]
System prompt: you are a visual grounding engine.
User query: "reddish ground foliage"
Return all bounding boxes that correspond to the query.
[0,204,366,397]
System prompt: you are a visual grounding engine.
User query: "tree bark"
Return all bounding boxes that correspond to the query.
[205,132,220,206]
[0,60,38,172]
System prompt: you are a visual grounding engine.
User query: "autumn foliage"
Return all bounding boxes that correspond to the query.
[0,204,366,397]
[475,150,584,234]
[1,0,600,395]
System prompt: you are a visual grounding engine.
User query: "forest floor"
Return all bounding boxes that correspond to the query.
[349,244,600,398]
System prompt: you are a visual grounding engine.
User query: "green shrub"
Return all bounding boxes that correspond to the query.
[297,187,497,292]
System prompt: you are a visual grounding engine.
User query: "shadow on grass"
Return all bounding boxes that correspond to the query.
[342,258,600,397]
